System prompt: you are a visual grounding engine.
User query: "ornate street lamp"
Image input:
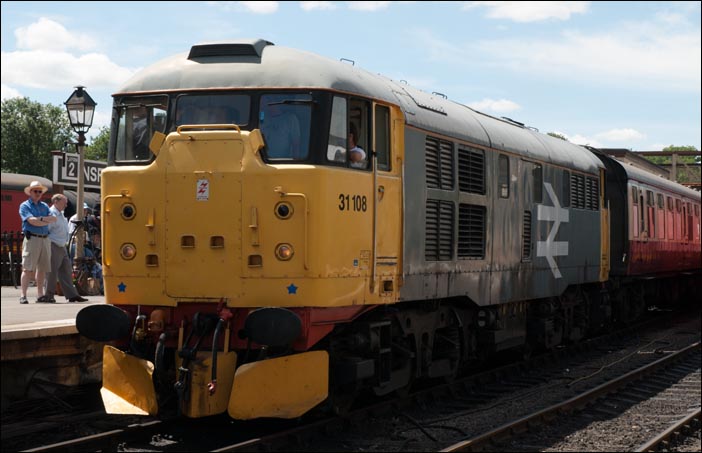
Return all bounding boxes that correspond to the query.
[65,86,96,259]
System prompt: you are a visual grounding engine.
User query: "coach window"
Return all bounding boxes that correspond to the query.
[666,196,674,240]
[374,104,390,171]
[498,155,509,198]
[656,193,665,239]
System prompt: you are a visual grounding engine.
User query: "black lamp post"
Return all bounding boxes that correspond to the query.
[65,86,96,259]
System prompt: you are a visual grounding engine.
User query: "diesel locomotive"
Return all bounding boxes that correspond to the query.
[76,39,701,419]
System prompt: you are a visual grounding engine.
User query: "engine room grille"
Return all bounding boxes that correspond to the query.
[458,204,485,259]
[426,199,454,261]
[570,173,599,211]
[586,177,599,210]
[458,147,485,194]
[522,210,532,261]
[426,136,454,190]
[571,173,586,209]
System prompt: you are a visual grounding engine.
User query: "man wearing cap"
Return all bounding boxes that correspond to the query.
[18,181,57,304]
[68,202,91,238]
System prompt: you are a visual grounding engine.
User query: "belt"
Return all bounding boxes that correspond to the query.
[25,233,48,239]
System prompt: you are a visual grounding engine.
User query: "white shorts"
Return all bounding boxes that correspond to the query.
[21,236,51,272]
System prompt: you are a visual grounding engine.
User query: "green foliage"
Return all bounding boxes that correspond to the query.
[85,126,110,161]
[547,132,569,141]
[1,97,72,179]
[642,145,700,184]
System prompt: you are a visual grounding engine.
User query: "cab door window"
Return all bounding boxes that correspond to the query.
[374,104,391,171]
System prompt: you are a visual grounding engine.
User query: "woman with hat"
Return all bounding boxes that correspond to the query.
[18,181,57,304]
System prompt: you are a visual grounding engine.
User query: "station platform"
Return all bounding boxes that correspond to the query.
[1,286,108,406]
[1,285,105,337]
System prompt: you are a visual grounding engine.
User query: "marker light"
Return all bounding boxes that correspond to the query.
[275,202,293,219]
[121,203,136,220]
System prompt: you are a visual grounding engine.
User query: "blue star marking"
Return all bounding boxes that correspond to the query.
[287,283,298,295]
[118,282,127,293]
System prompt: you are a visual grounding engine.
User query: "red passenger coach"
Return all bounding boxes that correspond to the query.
[625,165,701,276]
[1,173,53,234]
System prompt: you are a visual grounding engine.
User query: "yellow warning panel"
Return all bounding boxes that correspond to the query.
[101,345,158,416]
[228,351,328,419]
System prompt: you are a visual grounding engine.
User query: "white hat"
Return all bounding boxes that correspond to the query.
[350,146,366,160]
[24,181,49,196]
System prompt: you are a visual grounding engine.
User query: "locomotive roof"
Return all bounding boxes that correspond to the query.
[617,161,701,200]
[117,39,603,174]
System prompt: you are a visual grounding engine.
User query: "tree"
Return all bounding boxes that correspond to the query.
[547,132,569,141]
[1,97,72,179]
[85,126,110,161]
[642,145,700,184]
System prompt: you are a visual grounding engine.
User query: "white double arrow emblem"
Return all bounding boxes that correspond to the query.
[536,182,569,279]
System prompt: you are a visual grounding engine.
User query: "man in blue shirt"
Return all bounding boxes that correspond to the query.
[18,181,57,304]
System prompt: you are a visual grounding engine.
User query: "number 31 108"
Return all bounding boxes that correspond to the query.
[338,194,367,212]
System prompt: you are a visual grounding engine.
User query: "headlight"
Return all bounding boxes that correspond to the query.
[275,243,294,261]
[120,243,137,260]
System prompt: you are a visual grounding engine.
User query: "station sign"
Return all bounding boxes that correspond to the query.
[52,153,106,190]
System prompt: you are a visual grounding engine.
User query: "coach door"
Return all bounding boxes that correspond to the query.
[164,128,243,299]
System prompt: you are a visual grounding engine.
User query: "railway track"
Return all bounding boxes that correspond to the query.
[441,342,701,452]
[8,310,700,452]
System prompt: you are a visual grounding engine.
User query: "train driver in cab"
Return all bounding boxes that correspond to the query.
[349,122,366,169]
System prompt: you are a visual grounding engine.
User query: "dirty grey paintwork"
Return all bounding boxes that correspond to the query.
[117,39,606,306]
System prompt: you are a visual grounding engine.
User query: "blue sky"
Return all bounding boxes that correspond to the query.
[2,1,700,150]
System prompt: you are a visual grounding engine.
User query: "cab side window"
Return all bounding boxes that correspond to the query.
[326,96,371,170]
[326,96,347,163]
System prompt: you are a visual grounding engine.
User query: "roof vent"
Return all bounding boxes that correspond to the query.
[188,39,274,59]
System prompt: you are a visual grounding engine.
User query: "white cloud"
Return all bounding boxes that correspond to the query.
[561,133,604,148]
[465,1,590,22]
[415,15,700,93]
[239,1,279,13]
[347,1,391,12]
[1,50,135,90]
[2,18,136,92]
[468,98,521,113]
[301,1,337,10]
[595,128,646,142]
[1,84,22,100]
[15,17,97,52]
[477,26,701,92]
[557,129,647,148]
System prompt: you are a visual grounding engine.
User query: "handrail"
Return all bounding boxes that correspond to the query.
[371,154,378,294]
[176,124,242,133]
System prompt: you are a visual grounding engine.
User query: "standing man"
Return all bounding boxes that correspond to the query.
[45,194,88,303]
[18,181,56,304]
